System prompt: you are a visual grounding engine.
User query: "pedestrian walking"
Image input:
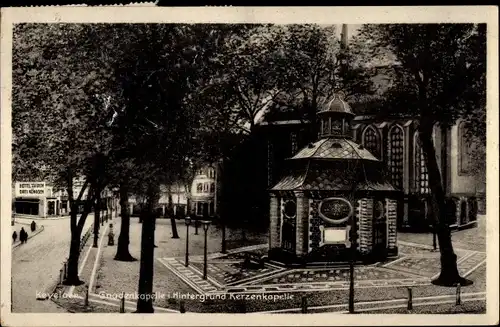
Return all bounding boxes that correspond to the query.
[20,227,28,244]
[12,231,18,243]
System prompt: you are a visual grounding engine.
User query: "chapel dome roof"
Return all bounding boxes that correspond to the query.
[289,138,379,161]
[317,92,354,115]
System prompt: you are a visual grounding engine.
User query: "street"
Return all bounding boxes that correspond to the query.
[11,215,95,313]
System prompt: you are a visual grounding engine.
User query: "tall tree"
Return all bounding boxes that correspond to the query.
[356,23,486,286]
[115,24,220,312]
[271,24,375,137]
[12,24,124,285]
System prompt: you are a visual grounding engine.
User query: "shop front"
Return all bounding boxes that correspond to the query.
[13,182,53,218]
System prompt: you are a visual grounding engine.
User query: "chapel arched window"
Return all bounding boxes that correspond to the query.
[210,183,215,193]
[388,125,404,190]
[414,132,430,194]
[362,125,381,159]
[196,183,202,193]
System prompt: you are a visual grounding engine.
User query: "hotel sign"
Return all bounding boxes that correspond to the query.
[15,182,46,197]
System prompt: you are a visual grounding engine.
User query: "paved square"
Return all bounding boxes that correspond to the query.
[158,240,486,296]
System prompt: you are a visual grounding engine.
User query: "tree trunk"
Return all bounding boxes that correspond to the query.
[64,209,84,286]
[136,194,156,313]
[419,122,472,286]
[168,190,179,239]
[115,182,137,261]
[93,189,101,248]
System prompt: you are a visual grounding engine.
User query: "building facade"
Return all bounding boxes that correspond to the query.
[190,166,217,218]
[12,177,116,218]
[12,182,59,218]
[255,114,484,232]
[129,183,188,218]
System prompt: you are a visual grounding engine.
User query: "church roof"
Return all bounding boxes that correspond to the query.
[290,138,379,161]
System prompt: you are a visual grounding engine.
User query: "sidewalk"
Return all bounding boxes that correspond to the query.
[398,214,486,252]
[13,214,71,221]
[12,222,45,249]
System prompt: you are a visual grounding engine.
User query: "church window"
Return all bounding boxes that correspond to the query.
[414,132,430,194]
[196,183,202,193]
[388,125,404,189]
[362,125,381,159]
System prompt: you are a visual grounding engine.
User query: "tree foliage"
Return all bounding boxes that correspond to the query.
[357,23,486,286]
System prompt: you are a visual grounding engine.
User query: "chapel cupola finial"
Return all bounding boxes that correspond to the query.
[317,91,354,140]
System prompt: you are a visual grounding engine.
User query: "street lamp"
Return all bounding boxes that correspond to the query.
[201,220,211,280]
[184,216,191,267]
[348,213,357,313]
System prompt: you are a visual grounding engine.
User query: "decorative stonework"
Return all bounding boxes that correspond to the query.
[356,198,373,255]
[295,191,308,256]
[455,197,462,226]
[309,200,322,252]
[386,198,398,251]
[269,194,280,249]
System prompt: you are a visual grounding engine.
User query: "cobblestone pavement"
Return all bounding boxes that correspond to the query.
[158,239,486,297]
[398,214,487,252]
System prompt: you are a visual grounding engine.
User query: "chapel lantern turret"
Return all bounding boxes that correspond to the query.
[317,92,354,140]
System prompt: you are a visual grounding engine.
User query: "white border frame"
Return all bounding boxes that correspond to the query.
[1,6,498,327]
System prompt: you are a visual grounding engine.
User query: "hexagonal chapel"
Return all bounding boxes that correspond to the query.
[268,93,401,265]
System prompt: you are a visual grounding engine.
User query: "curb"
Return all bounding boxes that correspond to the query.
[13,215,71,221]
[39,222,98,301]
[12,225,45,249]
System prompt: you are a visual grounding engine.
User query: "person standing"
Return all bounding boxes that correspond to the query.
[20,227,27,244]
[12,231,18,243]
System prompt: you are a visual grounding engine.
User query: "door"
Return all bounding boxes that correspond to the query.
[460,201,468,225]
[202,203,209,219]
[281,199,297,253]
[48,201,55,215]
[281,221,296,252]
[372,200,387,258]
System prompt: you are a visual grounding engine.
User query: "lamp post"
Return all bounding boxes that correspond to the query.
[184,216,191,267]
[201,220,211,280]
[221,214,227,254]
[348,213,357,313]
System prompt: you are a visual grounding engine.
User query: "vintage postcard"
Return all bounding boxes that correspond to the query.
[1,5,498,327]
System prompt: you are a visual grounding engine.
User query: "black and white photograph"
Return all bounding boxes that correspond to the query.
[1,6,498,326]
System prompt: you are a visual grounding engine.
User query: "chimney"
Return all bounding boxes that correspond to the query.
[340,24,348,49]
